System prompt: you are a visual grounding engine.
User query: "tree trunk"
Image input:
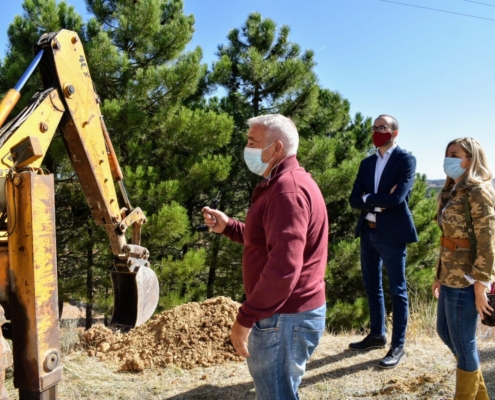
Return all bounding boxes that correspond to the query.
[58,297,64,320]
[206,234,220,298]
[85,227,94,330]
[104,286,109,326]
[253,85,260,116]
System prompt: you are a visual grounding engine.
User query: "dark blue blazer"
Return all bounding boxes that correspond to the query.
[349,146,418,245]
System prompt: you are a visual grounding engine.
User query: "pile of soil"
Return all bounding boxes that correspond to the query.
[81,296,244,371]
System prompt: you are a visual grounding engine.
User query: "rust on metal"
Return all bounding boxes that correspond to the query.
[46,31,124,254]
[6,172,62,394]
[118,207,147,233]
[0,89,21,128]
[0,88,64,170]
[0,305,12,398]
[100,117,123,181]
[111,262,159,328]
[0,250,9,312]
[132,223,141,246]
[10,136,44,168]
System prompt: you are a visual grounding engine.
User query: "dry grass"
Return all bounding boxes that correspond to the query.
[407,290,438,338]
[300,327,495,400]
[60,318,81,355]
[3,312,495,399]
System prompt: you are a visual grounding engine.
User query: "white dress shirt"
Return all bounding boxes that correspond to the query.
[363,144,398,222]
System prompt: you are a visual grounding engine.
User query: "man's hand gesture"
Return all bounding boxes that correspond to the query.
[201,207,229,234]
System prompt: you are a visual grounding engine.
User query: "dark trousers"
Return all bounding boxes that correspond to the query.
[360,224,408,347]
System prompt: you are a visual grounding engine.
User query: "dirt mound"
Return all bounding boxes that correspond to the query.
[82,296,244,371]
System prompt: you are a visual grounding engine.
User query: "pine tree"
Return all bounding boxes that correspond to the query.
[206,13,440,330]
[83,0,235,309]
[0,0,234,322]
[0,0,103,324]
[0,4,441,330]
[205,13,355,301]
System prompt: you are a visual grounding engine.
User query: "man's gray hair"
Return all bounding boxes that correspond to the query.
[247,114,299,156]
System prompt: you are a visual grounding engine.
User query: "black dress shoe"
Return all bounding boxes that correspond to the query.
[348,334,387,351]
[378,346,405,369]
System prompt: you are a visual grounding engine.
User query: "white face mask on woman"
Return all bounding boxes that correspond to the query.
[243,142,275,176]
[443,157,467,180]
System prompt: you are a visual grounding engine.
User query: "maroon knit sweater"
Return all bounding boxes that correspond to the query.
[223,155,328,328]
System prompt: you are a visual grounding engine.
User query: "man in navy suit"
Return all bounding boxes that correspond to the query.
[349,114,418,369]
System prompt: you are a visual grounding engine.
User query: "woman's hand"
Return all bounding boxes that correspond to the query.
[431,280,441,299]
[474,281,494,320]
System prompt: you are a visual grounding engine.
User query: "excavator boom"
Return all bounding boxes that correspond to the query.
[0,30,160,399]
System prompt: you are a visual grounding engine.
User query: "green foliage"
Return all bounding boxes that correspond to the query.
[406,174,441,296]
[201,13,349,301]
[82,0,234,310]
[0,0,84,110]
[326,297,369,332]
[212,12,319,119]
[147,202,192,246]
[0,0,233,319]
[155,248,207,310]
[325,238,367,330]
[205,12,440,331]
[324,172,441,331]
[0,3,442,331]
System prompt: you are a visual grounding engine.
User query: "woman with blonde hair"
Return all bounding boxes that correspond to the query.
[432,137,495,399]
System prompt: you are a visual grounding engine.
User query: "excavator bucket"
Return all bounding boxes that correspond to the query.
[110,265,159,328]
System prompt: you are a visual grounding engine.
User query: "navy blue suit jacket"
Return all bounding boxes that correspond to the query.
[349,146,418,245]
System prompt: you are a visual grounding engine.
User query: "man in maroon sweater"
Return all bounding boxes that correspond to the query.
[202,114,328,400]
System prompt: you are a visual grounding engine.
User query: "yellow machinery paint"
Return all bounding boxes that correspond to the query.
[0,90,21,128]
[0,30,160,399]
[6,172,61,396]
[0,89,62,170]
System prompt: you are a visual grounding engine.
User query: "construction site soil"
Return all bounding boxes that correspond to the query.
[81,296,244,372]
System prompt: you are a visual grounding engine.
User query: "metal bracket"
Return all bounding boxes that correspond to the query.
[10,136,43,169]
[118,207,147,234]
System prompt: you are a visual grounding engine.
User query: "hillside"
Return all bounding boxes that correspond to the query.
[427,179,495,188]
[427,179,446,189]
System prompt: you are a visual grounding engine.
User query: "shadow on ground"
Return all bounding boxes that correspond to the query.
[479,347,495,398]
[166,381,255,400]
[165,349,382,399]
[61,317,106,329]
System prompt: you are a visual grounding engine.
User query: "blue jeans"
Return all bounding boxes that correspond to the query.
[360,225,408,347]
[246,304,326,400]
[437,284,479,372]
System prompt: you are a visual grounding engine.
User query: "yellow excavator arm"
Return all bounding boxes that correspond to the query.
[0,30,159,399]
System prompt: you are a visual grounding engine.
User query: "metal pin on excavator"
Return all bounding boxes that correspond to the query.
[0,30,160,399]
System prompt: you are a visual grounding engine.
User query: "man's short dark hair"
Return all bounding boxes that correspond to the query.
[377,114,399,131]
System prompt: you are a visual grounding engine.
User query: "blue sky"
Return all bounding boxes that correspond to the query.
[2,0,495,179]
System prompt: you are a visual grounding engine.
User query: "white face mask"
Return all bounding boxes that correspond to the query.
[443,157,467,180]
[243,142,275,176]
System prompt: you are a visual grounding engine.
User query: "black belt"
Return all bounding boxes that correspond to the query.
[367,221,377,229]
